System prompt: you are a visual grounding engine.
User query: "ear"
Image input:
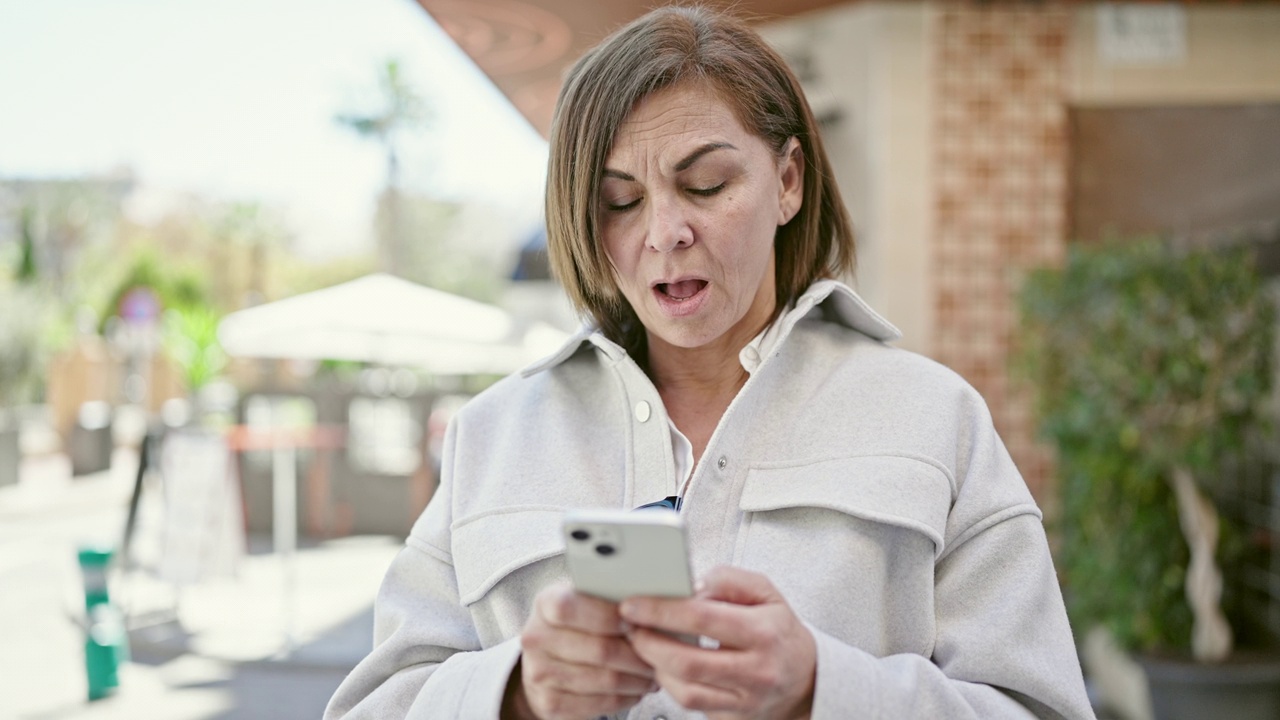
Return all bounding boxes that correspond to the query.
[777,137,804,226]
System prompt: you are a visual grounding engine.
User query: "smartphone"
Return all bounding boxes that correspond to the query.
[562,508,695,603]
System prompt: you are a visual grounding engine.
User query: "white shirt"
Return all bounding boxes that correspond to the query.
[668,307,800,493]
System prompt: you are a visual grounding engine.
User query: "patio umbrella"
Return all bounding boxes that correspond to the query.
[217,273,570,375]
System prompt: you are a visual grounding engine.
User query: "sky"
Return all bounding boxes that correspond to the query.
[0,0,550,259]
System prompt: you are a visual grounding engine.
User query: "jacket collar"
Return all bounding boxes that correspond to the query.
[519,279,901,378]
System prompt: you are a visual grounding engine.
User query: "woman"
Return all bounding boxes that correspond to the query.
[326,6,1094,720]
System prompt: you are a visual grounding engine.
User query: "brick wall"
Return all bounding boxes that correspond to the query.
[932,3,1071,500]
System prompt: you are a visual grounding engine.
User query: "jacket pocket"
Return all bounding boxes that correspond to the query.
[735,455,953,657]
[739,454,952,556]
[452,505,566,606]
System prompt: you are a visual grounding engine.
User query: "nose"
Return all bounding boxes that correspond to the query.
[644,194,694,253]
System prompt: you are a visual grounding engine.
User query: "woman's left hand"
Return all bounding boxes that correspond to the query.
[619,566,816,720]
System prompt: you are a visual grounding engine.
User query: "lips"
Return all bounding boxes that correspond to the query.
[651,277,710,318]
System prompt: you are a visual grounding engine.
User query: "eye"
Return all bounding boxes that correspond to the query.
[688,183,725,198]
[604,197,641,212]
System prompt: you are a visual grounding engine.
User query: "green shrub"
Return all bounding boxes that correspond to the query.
[0,284,53,408]
[1017,239,1276,654]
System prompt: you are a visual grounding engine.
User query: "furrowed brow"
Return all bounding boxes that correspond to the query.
[674,142,735,172]
[603,169,634,181]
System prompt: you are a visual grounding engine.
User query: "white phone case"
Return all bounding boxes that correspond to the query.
[562,508,695,603]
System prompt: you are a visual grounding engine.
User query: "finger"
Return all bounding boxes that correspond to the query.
[696,566,782,606]
[625,633,747,713]
[536,583,626,635]
[620,595,764,648]
[528,657,658,697]
[533,627,654,678]
[627,626,749,688]
[661,680,745,714]
[629,625,811,716]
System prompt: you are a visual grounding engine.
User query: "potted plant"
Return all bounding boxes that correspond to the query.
[1016,239,1278,720]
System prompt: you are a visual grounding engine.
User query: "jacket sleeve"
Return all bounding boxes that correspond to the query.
[809,386,1095,720]
[324,421,522,720]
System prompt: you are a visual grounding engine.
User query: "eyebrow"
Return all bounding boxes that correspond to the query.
[675,142,735,171]
[602,142,737,181]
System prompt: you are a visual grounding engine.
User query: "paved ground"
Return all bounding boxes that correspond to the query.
[0,448,402,720]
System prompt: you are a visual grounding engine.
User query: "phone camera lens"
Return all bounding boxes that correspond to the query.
[570,529,590,541]
[594,544,615,556]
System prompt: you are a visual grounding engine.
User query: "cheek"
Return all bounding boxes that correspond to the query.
[721,195,779,266]
[602,211,642,251]
[602,234,642,299]
[601,223,629,270]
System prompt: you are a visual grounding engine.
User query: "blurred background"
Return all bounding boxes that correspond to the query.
[0,1,1277,719]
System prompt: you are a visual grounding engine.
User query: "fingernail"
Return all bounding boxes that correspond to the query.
[694,579,706,594]
[619,599,634,617]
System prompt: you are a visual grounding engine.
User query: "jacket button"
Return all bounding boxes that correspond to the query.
[634,401,651,423]
[717,455,727,470]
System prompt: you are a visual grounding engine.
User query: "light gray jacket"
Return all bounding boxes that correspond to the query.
[325,280,1095,720]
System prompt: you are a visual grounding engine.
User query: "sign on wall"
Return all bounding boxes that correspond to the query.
[1096,3,1187,66]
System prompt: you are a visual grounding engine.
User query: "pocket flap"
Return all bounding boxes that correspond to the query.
[452,506,566,605]
[740,456,953,556]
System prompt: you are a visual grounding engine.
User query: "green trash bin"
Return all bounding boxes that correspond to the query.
[77,545,129,701]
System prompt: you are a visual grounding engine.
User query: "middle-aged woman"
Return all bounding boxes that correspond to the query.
[326,6,1094,720]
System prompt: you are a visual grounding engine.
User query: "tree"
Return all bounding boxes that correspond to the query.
[335,58,433,274]
[206,201,290,308]
[3,176,132,298]
[16,205,37,283]
[1017,239,1276,659]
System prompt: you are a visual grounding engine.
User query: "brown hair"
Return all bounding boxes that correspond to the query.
[545,5,854,353]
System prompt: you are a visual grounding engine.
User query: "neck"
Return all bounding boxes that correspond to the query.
[648,337,751,466]
[647,337,751,404]
[645,274,778,397]
[644,304,773,464]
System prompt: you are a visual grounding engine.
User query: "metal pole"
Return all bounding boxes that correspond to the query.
[119,429,151,566]
[272,438,298,657]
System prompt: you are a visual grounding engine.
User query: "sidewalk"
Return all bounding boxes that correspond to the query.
[0,447,402,720]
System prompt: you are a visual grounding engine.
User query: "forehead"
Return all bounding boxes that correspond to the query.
[608,82,756,161]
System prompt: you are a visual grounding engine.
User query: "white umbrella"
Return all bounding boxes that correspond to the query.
[217,273,569,375]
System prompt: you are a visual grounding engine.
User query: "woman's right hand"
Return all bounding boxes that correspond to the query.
[503,583,658,720]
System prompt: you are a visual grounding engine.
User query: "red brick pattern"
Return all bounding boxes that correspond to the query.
[932,4,1071,500]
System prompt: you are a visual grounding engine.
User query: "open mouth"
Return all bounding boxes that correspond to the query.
[655,279,708,301]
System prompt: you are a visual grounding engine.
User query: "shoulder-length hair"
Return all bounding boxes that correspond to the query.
[545,5,855,352]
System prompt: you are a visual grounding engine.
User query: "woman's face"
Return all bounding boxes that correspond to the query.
[599,82,803,353]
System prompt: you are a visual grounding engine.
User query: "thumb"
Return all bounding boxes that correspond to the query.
[696,566,782,606]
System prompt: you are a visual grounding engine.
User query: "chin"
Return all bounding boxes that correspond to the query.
[646,318,727,351]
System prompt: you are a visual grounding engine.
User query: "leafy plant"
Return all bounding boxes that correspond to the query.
[98,247,212,330]
[162,304,226,393]
[1016,239,1276,658]
[0,283,52,408]
[17,205,38,283]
